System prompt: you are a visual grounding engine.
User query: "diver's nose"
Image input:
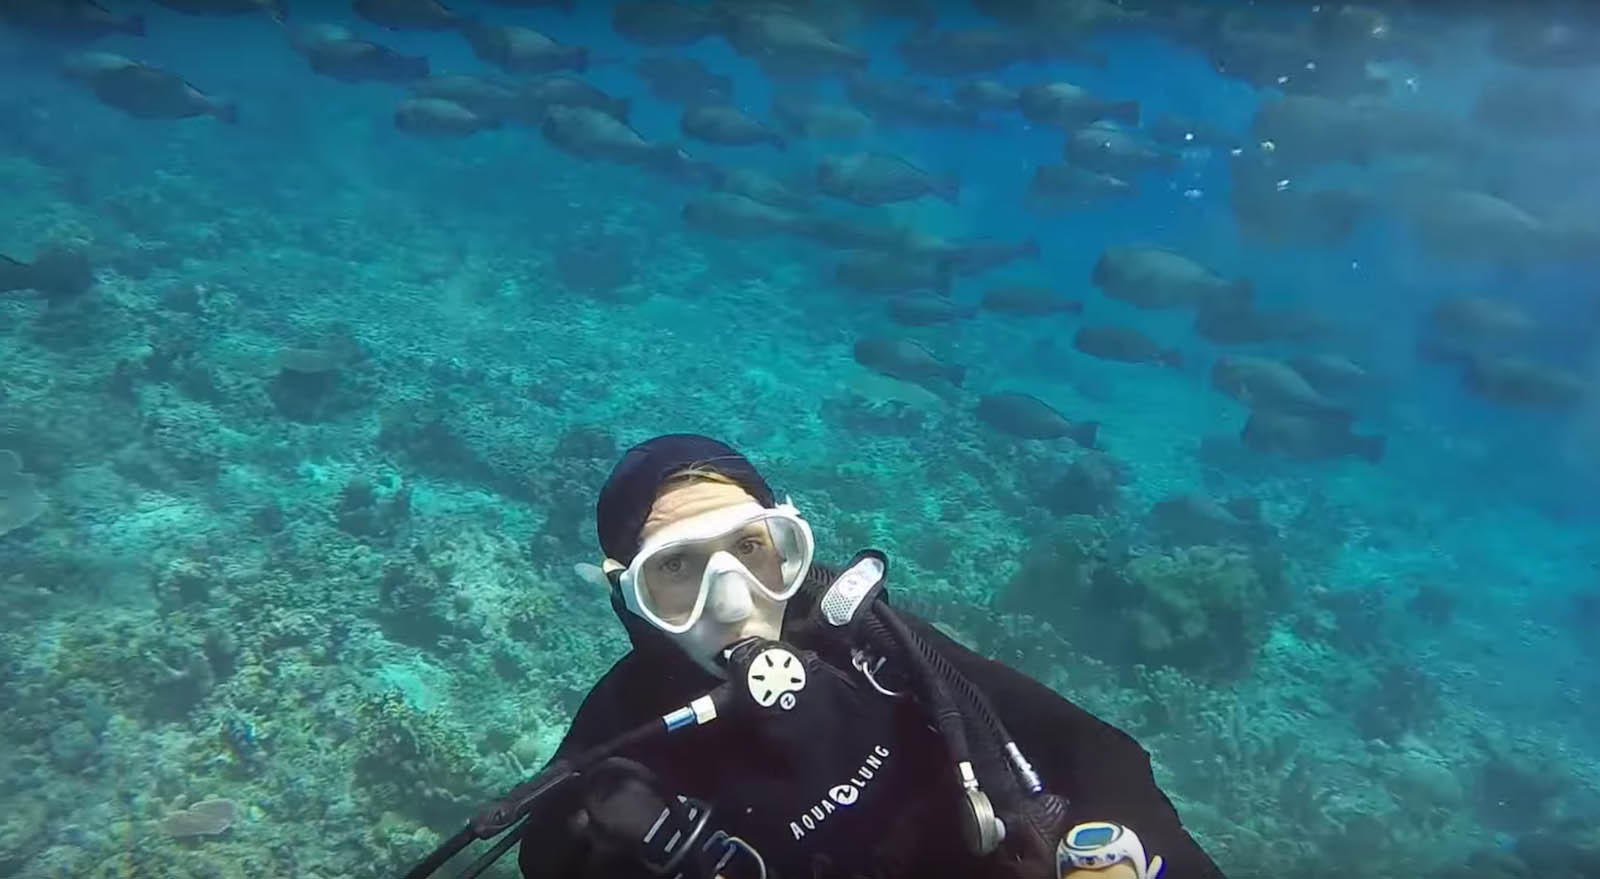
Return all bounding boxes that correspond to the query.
[704,553,756,624]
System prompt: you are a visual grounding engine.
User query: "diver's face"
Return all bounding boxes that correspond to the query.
[638,480,788,672]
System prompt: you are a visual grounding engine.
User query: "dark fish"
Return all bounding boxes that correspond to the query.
[62,52,237,123]
[1073,326,1183,368]
[0,0,144,40]
[1307,3,1393,52]
[0,256,33,292]
[352,0,460,30]
[860,0,937,24]
[152,0,283,19]
[460,21,587,74]
[713,168,811,211]
[972,0,1076,26]
[394,97,499,136]
[681,105,786,150]
[943,239,1040,277]
[1407,189,1548,264]
[879,232,974,262]
[299,35,428,84]
[612,1,722,47]
[659,153,731,186]
[287,21,357,51]
[1148,112,1241,150]
[1028,164,1134,205]
[1249,94,1380,168]
[771,92,872,138]
[1207,10,1390,100]
[835,253,952,296]
[1548,209,1600,262]
[980,284,1083,316]
[1223,496,1262,522]
[897,28,1044,76]
[410,74,521,121]
[1148,492,1257,546]
[1211,355,1348,418]
[854,338,966,387]
[1018,81,1138,128]
[1064,122,1179,175]
[1208,18,1333,92]
[753,53,851,84]
[952,79,1021,112]
[541,105,716,183]
[1414,335,1478,369]
[1194,299,1330,346]
[1287,354,1372,396]
[1489,15,1600,68]
[1229,163,1367,247]
[1472,78,1593,138]
[519,77,628,121]
[1461,355,1592,410]
[1426,295,1536,348]
[1275,59,1395,101]
[845,73,982,128]
[484,0,572,10]
[976,393,1099,445]
[682,193,804,238]
[1091,247,1252,310]
[972,0,1144,37]
[635,56,732,105]
[1320,93,1468,156]
[1,248,94,299]
[722,8,868,75]
[540,104,666,162]
[798,217,925,254]
[1313,4,1434,66]
[887,297,978,326]
[1241,410,1384,463]
[817,152,959,206]
[1038,449,1128,515]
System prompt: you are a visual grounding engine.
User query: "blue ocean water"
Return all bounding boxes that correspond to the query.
[2,2,1598,877]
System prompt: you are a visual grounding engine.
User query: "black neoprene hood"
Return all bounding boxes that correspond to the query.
[595,433,776,565]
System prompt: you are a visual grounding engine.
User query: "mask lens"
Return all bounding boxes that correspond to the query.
[636,513,807,627]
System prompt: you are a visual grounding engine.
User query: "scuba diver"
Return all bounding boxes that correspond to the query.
[404,434,1225,879]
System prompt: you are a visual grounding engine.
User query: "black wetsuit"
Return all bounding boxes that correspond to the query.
[518,564,1225,879]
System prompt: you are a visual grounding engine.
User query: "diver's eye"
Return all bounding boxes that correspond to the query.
[736,536,764,556]
[657,554,685,575]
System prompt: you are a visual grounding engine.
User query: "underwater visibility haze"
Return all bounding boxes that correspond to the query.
[2,0,1600,876]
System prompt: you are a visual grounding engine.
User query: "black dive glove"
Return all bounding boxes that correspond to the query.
[519,757,662,878]
[550,757,744,879]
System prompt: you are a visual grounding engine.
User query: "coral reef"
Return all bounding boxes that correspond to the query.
[1001,517,1284,679]
[1120,545,1280,679]
[353,691,495,830]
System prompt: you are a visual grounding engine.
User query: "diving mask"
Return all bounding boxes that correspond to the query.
[618,500,814,634]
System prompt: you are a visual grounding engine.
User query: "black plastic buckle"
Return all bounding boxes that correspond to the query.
[702,830,767,879]
[641,796,715,876]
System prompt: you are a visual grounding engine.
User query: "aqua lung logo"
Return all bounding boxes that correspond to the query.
[789,744,890,840]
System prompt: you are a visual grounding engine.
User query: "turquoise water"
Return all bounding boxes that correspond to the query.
[2,2,1598,877]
